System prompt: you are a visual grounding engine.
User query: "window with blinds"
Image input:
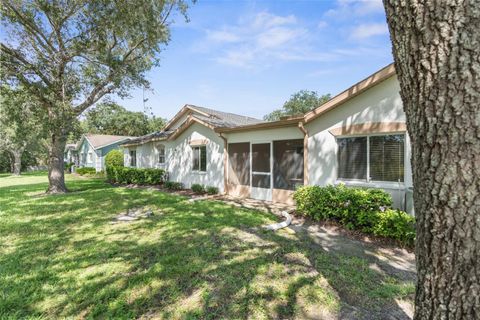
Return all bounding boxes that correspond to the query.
[192,146,207,172]
[337,137,367,179]
[337,134,405,182]
[369,134,404,182]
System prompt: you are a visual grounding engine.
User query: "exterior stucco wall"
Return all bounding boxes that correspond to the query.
[225,126,304,144]
[167,123,225,192]
[125,123,225,193]
[306,76,413,212]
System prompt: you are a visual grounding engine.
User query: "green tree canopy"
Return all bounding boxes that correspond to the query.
[264,90,331,121]
[0,0,191,192]
[0,86,47,174]
[83,102,166,137]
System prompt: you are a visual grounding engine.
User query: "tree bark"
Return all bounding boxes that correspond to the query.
[383,1,480,319]
[47,131,68,193]
[11,149,23,175]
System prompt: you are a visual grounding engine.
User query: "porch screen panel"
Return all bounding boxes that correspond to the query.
[369,134,405,182]
[337,137,367,179]
[273,140,304,190]
[252,143,271,188]
[228,143,250,186]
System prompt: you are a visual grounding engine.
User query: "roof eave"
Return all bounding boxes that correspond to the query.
[215,117,303,133]
[304,63,396,124]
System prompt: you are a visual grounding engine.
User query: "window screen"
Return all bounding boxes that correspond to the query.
[369,134,404,182]
[337,137,367,180]
[228,143,250,185]
[192,146,207,171]
[273,140,304,190]
[252,143,270,173]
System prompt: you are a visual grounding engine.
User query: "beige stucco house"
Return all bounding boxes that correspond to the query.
[121,63,414,214]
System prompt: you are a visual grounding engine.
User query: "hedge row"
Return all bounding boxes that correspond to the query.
[293,184,415,246]
[106,166,165,185]
[76,167,96,175]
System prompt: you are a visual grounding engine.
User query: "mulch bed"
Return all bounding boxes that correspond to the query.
[290,210,415,252]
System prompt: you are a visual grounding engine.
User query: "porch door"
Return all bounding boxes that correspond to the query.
[251,143,272,201]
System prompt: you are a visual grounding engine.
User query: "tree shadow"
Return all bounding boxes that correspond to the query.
[1,181,415,319]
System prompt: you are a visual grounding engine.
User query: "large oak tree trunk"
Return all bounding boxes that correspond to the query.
[47,131,68,193]
[12,149,22,175]
[383,1,480,319]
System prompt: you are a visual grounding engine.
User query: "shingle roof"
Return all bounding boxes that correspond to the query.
[122,105,264,146]
[85,134,132,149]
[188,105,263,127]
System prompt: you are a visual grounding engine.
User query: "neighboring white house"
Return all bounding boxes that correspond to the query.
[121,63,414,214]
[75,134,133,172]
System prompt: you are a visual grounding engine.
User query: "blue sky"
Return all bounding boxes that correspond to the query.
[15,0,394,121]
[123,0,393,120]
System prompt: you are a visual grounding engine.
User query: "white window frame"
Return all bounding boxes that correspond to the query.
[129,149,137,167]
[336,132,406,187]
[156,144,166,165]
[88,152,93,163]
[192,145,207,173]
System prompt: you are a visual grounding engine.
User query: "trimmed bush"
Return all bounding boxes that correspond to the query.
[191,183,205,194]
[294,184,414,246]
[372,209,416,246]
[76,167,96,175]
[106,166,165,185]
[206,186,219,195]
[164,181,183,190]
[105,150,124,168]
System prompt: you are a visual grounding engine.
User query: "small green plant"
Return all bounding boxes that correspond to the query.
[105,150,124,168]
[206,186,219,195]
[76,167,96,175]
[191,183,205,194]
[164,181,183,190]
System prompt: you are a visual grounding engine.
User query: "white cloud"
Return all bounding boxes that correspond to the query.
[351,23,388,39]
[206,30,241,43]
[317,21,328,29]
[325,0,385,19]
[196,11,312,68]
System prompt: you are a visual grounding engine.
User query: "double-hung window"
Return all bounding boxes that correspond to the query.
[157,145,165,164]
[337,134,405,182]
[130,150,137,167]
[192,146,207,172]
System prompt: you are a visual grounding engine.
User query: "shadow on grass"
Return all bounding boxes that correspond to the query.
[0,178,415,319]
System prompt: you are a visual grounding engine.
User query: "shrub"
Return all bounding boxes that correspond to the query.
[76,167,96,175]
[191,183,205,194]
[206,186,219,195]
[65,162,74,173]
[294,184,414,246]
[105,150,124,168]
[106,166,165,185]
[372,209,416,246]
[164,181,183,190]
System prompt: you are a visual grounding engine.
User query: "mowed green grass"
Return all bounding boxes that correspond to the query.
[0,173,414,319]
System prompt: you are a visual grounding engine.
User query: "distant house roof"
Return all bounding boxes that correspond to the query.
[123,105,263,146]
[65,143,76,150]
[187,105,264,128]
[121,131,173,146]
[80,134,133,150]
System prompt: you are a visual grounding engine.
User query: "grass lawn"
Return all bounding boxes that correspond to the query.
[0,173,414,319]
